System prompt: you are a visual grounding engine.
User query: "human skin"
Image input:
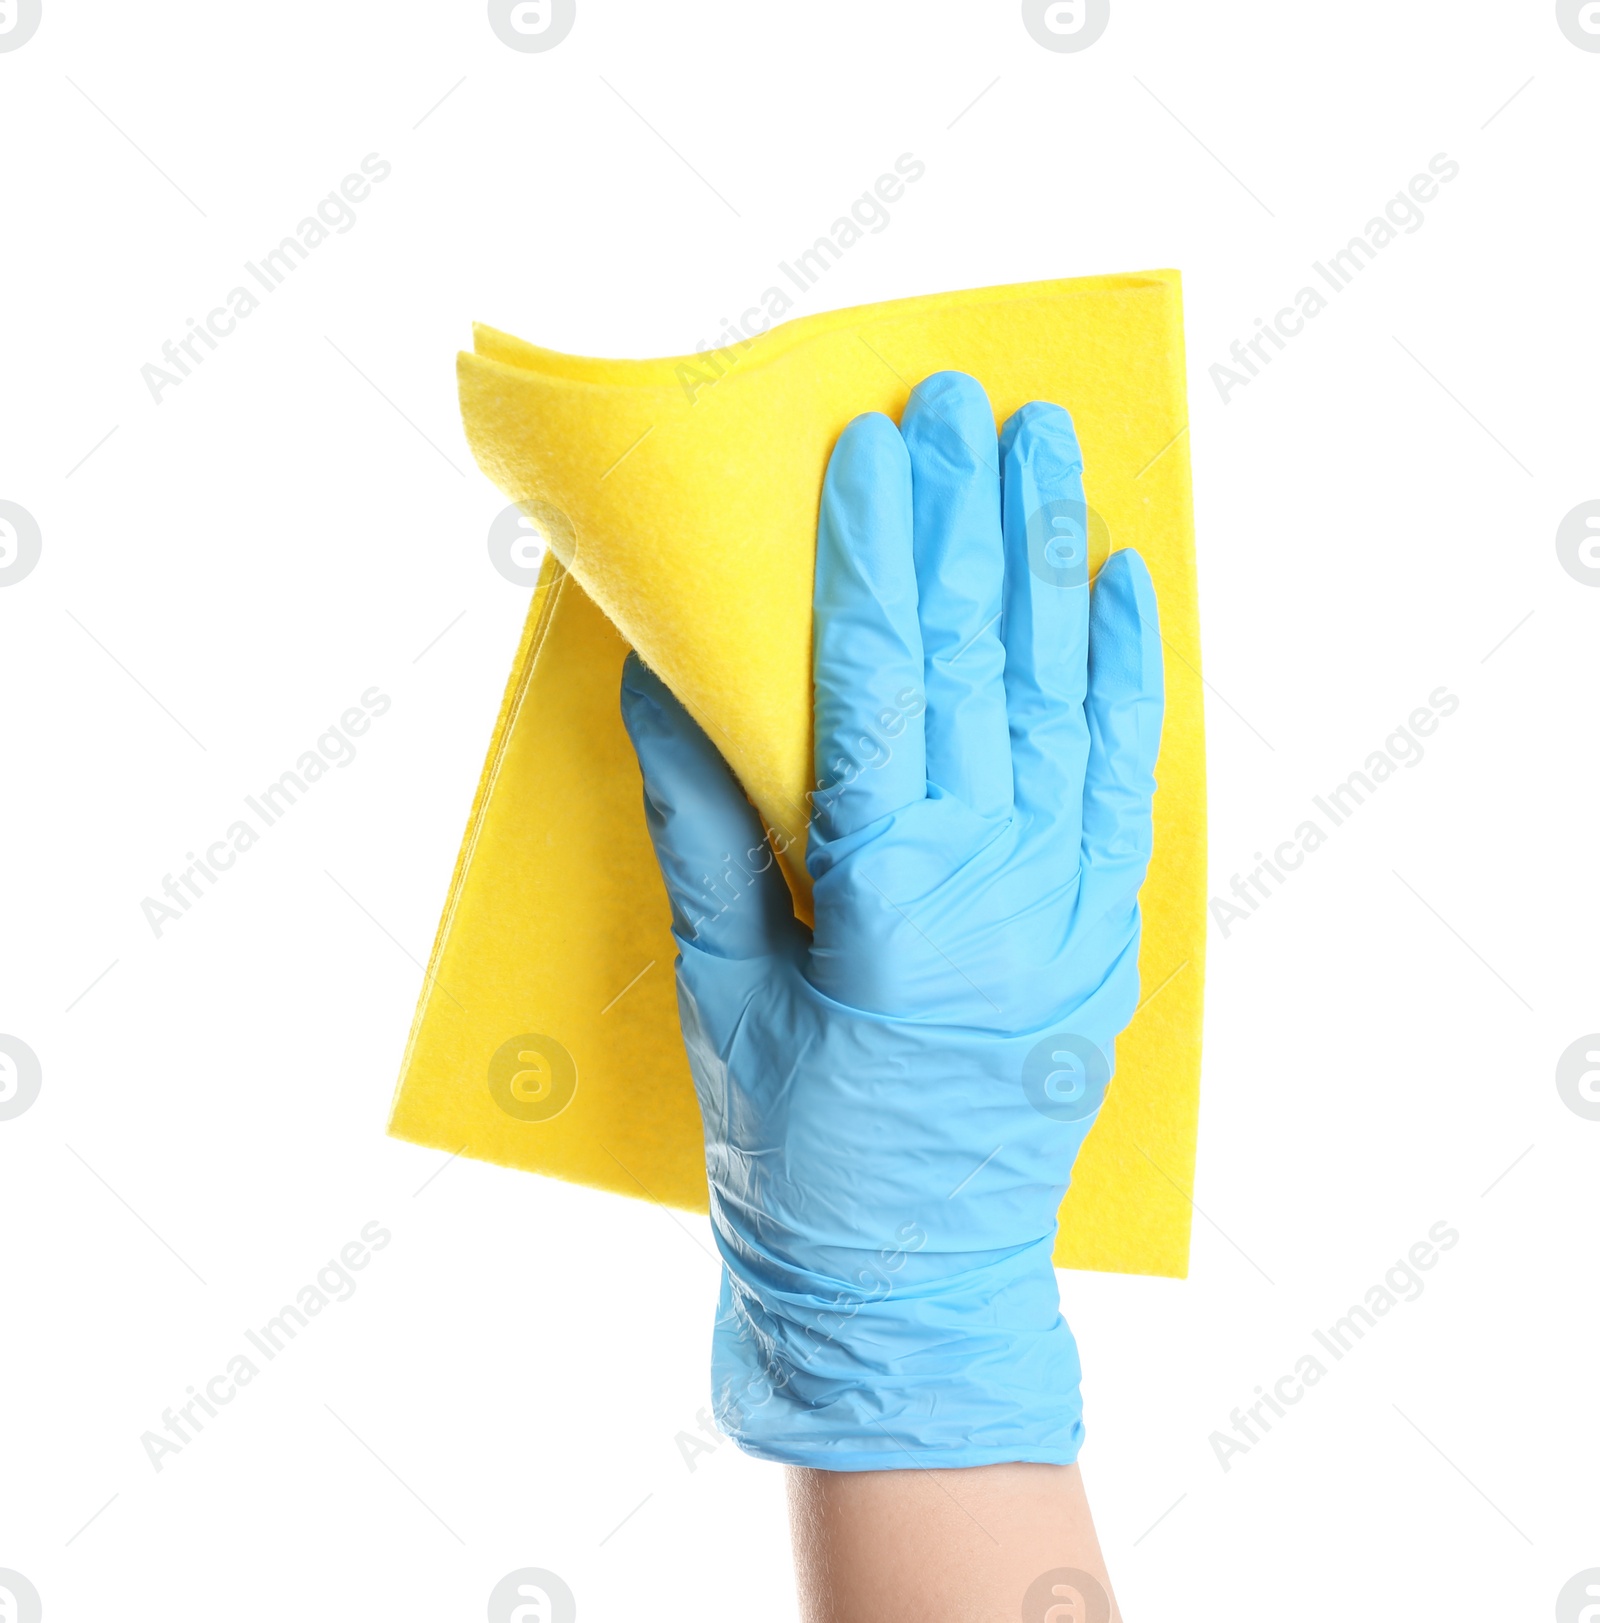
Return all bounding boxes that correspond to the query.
[787,1461,1119,1622]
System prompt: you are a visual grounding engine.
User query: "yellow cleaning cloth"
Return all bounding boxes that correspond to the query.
[388,271,1205,1277]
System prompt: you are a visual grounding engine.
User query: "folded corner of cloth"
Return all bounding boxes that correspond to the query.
[388,270,1206,1280]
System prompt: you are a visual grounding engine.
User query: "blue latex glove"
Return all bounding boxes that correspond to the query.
[619,371,1164,1469]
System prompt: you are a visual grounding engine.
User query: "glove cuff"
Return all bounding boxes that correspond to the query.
[708,1233,1084,1470]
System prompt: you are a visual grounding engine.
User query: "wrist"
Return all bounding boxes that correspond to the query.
[709,1230,1084,1470]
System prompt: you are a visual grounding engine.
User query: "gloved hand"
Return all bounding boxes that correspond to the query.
[619,370,1164,1470]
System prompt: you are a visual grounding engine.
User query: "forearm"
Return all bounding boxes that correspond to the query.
[787,1461,1119,1623]
[621,370,1161,1621]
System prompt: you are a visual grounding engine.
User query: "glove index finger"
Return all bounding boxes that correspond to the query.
[811,412,927,844]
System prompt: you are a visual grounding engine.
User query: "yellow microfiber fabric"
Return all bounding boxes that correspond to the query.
[388,270,1205,1277]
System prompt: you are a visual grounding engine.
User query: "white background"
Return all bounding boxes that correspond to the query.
[2,3,1597,1619]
